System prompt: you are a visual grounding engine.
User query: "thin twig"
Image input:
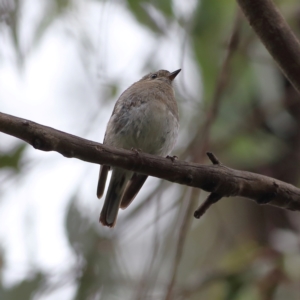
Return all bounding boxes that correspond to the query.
[164,12,243,299]
[164,188,197,300]
[206,152,220,165]
[194,193,223,219]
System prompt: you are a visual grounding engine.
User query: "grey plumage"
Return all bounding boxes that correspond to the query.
[97,69,180,227]
[120,173,148,209]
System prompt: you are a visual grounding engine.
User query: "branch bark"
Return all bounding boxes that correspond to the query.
[0,112,300,212]
[237,0,300,95]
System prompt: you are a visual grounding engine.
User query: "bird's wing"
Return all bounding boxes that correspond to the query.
[100,168,132,227]
[97,165,110,199]
[120,173,148,209]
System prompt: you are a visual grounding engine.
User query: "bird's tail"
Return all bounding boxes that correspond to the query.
[99,168,131,227]
[120,173,148,209]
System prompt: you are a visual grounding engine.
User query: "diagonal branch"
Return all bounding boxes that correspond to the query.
[237,0,300,95]
[1,111,300,212]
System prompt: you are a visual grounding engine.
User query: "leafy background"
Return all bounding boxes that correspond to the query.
[0,0,300,299]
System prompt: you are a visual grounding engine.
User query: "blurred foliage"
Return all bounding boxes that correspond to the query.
[0,144,26,171]
[0,272,44,300]
[127,0,168,33]
[66,198,117,299]
[1,0,300,299]
[191,0,236,100]
[33,0,76,46]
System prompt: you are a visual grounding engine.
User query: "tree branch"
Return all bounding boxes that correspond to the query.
[237,0,300,95]
[1,111,300,213]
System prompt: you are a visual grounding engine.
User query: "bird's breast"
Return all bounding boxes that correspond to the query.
[105,95,179,156]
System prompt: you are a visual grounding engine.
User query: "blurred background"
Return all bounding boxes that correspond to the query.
[0,0,300,299]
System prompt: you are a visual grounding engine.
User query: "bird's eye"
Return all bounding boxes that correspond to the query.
[151,74,157,79]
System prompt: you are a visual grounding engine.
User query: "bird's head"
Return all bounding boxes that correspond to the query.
[140,69,181,84]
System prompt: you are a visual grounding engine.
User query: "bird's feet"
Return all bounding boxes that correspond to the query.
[166,155,178,163]
[131,148,142,156]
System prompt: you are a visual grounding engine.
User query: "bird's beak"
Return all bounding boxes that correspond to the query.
[169,69,181,81]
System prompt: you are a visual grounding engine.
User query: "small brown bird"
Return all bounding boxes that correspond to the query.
[97,69,181,227]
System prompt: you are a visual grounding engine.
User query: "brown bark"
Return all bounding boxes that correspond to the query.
[0,112,300,213]
[237,0,300,95]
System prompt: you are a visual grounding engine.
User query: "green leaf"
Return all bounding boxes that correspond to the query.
[0,273,44,300]
[0,144,26,171]
[126,0,164,33]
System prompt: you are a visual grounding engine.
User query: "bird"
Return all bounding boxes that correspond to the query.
[97,69,181,227]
